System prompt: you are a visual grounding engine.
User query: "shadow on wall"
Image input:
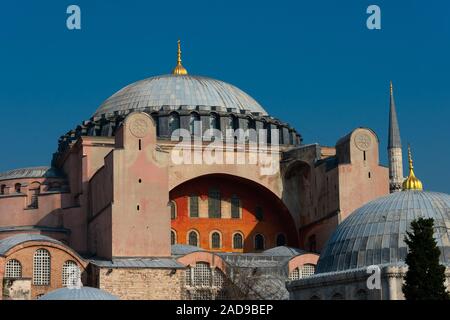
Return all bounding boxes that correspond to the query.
[170,173,299,253]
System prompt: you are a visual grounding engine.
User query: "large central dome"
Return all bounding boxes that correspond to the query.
[94,74,267,117]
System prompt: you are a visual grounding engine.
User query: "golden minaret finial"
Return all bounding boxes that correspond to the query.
[172,40,188,75]
[402,144,423,191]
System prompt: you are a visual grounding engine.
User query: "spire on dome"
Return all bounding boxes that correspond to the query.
[402,144,423,191]
[172,40,188,75]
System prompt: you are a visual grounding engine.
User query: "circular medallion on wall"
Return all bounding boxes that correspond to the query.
[129,116,149,138]
[354,132,372,151]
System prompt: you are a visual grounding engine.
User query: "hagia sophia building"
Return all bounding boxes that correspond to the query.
[0,41,449,300]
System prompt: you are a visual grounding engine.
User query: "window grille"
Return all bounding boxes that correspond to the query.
[233,233,243,249]
[231,195,240,218]
[191,290,212,300]
[213,268,225,287]
[33,249,50,285]
[62,260,80,287]
[301,264,315,278]
[184,269,192,286]
[211,232,221,249]
[189,195,199,218]
[289,268,300,281]
[5,259,22,278]
[208,189,221,218]
[188,231,198,247]
[193,262,211,287]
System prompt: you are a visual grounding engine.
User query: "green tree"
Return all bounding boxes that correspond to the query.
[402,217,449,300]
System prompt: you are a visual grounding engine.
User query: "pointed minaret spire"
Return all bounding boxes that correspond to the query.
[388,81,404,193]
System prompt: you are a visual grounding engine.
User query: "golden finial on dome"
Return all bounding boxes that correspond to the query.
[402,144,423,191]
[172,40,188,75]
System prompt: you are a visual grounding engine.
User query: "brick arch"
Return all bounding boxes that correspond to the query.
[176,251,229,273]
[2,240,87,268]
[170,173,299,252]
[287,253,320,274]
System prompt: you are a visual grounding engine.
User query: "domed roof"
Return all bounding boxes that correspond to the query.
[94,74,267,117]
[317,191,450,273]
[39,286,119,300]
[0,166,64,182]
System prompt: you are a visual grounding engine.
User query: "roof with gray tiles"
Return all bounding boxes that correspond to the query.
[262,246,308,257]
[94,74,267,117]
[317,191,450,273]
[39,287,119,300]
[0,166,64,182]
[89,257,185,269]
[0,234,64,256]
[171,244,204,256]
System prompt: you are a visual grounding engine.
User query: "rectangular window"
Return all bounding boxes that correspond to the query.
[231,195,240,218]
[189,195,199,218]
[208,189,221,218]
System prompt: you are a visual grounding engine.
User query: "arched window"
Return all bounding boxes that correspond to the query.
[255,206,264,221]
[184,262,227,300]
[193,262,211,287]
[62,260,80,287]
[189,195,199,218]
[29,183,40,209]
[171,230,177,245]
[302,264,316,278]
[0,184,6,195]
[33,249,51,285]
[276,233,286,246]
[189,113,200,136]
[288,268,300,281]
[254,234,265,250]
[188,230,199,247]
[169,113,180,136]
[208,188,221,218]
[14,183,21,193]
[331,293,344,300]
[170,201,177,220]
[230,195,240,218]
[233,233,243,249]
[211,232,221,249]
[209,113,220,130]
[5,259,22,278]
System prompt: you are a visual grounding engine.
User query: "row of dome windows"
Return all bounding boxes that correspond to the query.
[171,229,287,250]
[161,113,298,145]
[4,249,81,287]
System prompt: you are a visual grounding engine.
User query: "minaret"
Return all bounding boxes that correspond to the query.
[388,81,404,193]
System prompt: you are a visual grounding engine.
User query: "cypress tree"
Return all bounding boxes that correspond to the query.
[402,217,449,300]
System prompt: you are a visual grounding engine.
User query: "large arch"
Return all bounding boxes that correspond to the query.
[169,173,299,252]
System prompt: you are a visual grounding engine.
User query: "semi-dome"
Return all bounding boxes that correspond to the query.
[317,190,450,273]
[94,74,267,117]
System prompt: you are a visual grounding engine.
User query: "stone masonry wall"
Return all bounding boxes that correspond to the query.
[97,267,184,300]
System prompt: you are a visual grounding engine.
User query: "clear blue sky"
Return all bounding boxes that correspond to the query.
[0,0,449,192]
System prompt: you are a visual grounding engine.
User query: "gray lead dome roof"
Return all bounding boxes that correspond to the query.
[94,74,268,117]
[317,191,450,273]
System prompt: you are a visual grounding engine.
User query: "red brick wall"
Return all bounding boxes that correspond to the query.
[1,242,87,299]
[170,174,298,252]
